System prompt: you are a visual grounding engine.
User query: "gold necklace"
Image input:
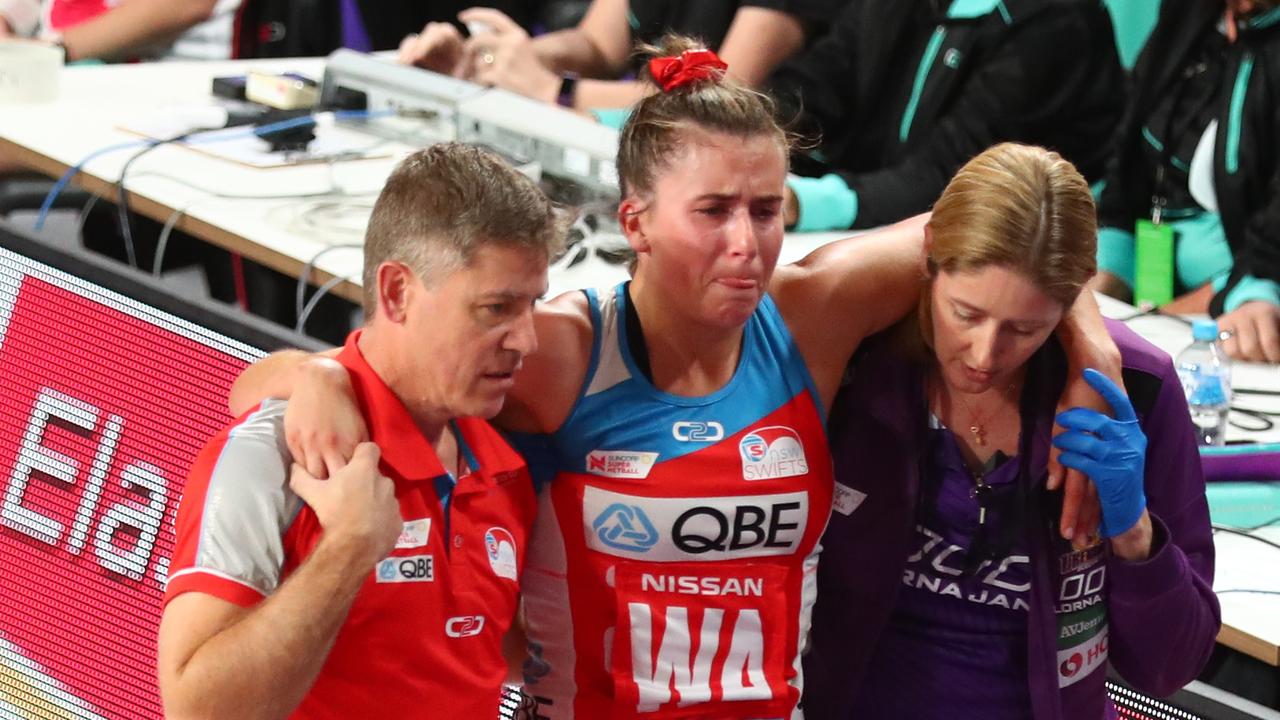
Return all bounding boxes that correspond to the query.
[932,373,1019,448]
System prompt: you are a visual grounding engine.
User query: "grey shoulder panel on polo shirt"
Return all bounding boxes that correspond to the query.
[191,398,304,598]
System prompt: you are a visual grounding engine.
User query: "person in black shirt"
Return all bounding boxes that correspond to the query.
[1091,0,1280,363]
[769,0,1124,236]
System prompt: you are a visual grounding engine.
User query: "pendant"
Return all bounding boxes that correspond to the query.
[970,425,985,446]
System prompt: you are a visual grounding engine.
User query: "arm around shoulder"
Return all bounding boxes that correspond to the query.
[771,215,928,407]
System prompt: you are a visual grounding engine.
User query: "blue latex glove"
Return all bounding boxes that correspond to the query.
[1052,368,1148,537]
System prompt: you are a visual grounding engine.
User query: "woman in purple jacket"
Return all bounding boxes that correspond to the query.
[803,143,1221,720]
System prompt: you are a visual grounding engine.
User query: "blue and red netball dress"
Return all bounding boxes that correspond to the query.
[519,283,833,719]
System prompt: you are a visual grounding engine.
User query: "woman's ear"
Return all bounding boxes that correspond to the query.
[619,196,650,254]
[920,223,935,278]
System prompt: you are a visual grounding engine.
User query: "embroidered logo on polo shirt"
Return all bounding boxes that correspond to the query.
[395,518,431,549]
[376,555,434,583]
[738,426,809,480]
[585,450,659,479]
[485,527,519,581]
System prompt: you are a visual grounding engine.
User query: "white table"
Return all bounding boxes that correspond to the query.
[0,58,412,302]
[0,57,858,304]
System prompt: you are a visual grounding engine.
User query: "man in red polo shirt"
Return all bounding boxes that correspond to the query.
[156,143,562,719]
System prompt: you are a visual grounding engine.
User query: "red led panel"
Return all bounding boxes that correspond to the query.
[0,253,258,719]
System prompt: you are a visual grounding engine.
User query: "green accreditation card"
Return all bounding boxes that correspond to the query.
[1134,219,1174,307]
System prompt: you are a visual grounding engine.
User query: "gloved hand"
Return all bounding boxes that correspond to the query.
[1052,368,1148,538]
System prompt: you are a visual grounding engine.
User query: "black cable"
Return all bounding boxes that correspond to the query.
[1212,524,1280,552]
[1227,407,1278,433]
[1216,589,1280,596]
[115,133,190,269]
[1237,387,1280,397]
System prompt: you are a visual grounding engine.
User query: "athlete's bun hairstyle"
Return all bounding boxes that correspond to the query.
[617,33,792,198]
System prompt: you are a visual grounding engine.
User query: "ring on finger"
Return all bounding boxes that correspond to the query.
[1219,329,1235,342]
[481,51,495,65]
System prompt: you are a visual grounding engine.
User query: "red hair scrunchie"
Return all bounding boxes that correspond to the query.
[648,48,728,92]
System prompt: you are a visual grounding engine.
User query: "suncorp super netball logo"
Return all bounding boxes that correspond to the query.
[738,426,808,481]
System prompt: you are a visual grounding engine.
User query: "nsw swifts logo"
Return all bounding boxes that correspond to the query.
[484,527,519,581]
[738,426,809,480]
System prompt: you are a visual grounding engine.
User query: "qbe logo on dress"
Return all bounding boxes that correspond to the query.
[592,502,660,553]
[485,527,519,580]
[583,486,809,561]
[738,426,809,480]
[376,554,434,583]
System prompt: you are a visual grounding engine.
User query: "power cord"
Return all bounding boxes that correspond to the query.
[33,109,389,232]
[1212,524,1280,552]
[297,272,356,335]
[116,132,192,268]
[294,243,363,336]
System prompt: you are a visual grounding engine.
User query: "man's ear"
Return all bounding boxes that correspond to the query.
[618,196,650,254]
[376,261,417,324]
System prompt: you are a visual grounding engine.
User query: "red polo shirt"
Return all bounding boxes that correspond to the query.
[165,330,536,717]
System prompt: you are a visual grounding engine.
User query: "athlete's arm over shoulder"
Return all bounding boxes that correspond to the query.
[771,214,929,409]
[497,290,595,434]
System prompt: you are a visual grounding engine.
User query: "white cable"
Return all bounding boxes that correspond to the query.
[296,272,355,334]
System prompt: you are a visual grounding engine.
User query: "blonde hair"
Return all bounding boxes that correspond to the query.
[617,33,792,199]
[919,143,1098,347]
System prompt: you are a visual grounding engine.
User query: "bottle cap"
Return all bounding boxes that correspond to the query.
[1191,318,1219,342]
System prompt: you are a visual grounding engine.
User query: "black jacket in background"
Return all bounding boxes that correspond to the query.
[1096,0,1280,315]
[768,0,1125,229]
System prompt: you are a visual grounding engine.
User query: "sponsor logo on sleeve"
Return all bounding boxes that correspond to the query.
[445,615,486,638]
[738,426,808,480]
[376,554,434,583]
[585,450,659,479]
[395,518,431,549]
[484,527,519,581]
[672,421,725,442]
[583,486,809,561]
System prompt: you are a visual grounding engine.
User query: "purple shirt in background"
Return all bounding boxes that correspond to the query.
[853,425,1033,720]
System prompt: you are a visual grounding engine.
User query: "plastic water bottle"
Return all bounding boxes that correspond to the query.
[1175,319,1232,447]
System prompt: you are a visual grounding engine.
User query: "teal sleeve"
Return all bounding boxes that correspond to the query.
[787,174,858,232]
[590,108,632,130]
[1221,275,1280,312]
[1097,226,1137,289]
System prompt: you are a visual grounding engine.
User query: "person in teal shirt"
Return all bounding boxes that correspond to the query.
[1092,0,1280,364]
